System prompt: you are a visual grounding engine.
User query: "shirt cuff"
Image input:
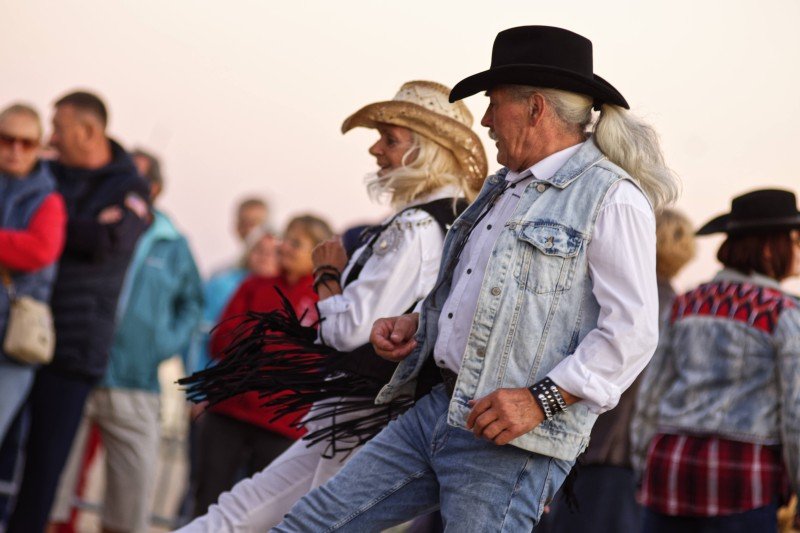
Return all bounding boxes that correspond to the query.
[547,358,623,414]
[316,294,350,315]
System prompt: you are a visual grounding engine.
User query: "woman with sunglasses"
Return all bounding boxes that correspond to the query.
[178,80,487,532]
[0,103,66,444]
[632,189,800,532]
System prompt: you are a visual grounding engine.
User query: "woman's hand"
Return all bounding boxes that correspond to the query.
[312,238,348,272]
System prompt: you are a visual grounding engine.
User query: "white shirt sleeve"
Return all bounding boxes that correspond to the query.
[546,180,659,414]
[316,209,444,352]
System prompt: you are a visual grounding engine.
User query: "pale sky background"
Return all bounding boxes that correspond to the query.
[2,0,799,293]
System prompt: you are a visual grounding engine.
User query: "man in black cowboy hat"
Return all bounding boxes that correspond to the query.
[274,26,678,531]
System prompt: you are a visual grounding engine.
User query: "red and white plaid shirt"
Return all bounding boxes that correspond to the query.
[641,433,788,516]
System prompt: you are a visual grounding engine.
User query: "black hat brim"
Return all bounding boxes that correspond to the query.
[449,64,629,109]
[697,213,800,235]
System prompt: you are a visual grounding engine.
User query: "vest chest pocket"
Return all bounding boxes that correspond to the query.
[513,223,583,294]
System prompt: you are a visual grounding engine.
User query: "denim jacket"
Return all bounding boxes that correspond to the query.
[376,139,644,460]
[631,269,800,495]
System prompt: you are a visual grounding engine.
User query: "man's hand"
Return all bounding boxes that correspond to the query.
[370,313,419,362]
[97,205,123,225]
[466,387,544,445]
[312,238,348,272]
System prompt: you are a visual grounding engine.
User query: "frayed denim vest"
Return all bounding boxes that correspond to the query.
[376,139,637,460]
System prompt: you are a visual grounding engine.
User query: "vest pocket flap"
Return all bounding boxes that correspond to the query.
[518,224,582,258]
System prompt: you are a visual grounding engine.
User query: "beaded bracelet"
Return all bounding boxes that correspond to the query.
[313,271,341,295]
[313,264,341,277]
[528,377,568,420]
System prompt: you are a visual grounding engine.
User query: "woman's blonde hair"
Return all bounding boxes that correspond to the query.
[655,209,696,280]
[508,86,680,212]
[365,131,474,207]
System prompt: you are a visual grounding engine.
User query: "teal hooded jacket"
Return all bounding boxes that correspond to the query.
[102,210,203,392]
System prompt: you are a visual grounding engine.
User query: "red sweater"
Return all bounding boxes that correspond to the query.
[0,193,67,271]
[210,273,318,439]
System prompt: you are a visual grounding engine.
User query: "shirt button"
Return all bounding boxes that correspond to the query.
[486,224,492,230]
[467,268,472,274]
[476,348,486,357]
[536,184,546,193]
[448,313,453,319]
[491,287,501,296]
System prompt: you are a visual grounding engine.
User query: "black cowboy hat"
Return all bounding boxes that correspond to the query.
[449,25,629,109]
[697,189,800,235]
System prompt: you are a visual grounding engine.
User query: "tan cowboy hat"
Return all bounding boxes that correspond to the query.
[341,80,488,190]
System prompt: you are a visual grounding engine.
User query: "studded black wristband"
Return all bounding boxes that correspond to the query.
[528,377,568,420]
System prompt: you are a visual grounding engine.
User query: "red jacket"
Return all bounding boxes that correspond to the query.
[0,193,66,271]
[210,273,317,439]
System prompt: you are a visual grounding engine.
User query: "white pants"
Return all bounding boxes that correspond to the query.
[50,388,161,533]
[176,437,356,532]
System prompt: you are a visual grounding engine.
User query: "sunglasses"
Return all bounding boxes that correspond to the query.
[0,133,39,151]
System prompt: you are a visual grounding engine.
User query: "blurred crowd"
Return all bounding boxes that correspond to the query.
[0,91,339,532]
[0,55,799,531]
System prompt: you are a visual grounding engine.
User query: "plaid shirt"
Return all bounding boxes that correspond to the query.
[641,433,788,516]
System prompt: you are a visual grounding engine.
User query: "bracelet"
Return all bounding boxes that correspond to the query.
[313,271,341,294]
[313,264,341,277]
[528,377,568,420]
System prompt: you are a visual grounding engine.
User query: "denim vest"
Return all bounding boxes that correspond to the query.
[631,269,800,478]
[376,139,636,460]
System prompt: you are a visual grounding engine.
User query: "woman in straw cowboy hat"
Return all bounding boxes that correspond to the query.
[632,189,800,532]
[177,80,487,532]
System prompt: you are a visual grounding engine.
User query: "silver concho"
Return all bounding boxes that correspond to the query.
[373,225,402,256]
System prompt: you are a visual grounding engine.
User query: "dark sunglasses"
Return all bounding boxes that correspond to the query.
[0,133,39,151]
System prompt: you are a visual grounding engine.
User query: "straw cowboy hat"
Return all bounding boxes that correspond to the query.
[341,80,488,189]
[449,25,629,109]
[697,189,800,235]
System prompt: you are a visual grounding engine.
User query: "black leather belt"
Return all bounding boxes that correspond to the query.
[438,367,458,397]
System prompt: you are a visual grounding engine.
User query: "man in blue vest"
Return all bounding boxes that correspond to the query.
[273,26,678,531]
[51,148,203,533]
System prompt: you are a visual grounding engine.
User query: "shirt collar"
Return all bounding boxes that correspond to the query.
[713,268,783,290]
[504,142,584,185]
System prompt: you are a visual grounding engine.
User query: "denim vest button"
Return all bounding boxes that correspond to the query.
[536,183,546,193]
[491,287,501,296]
[476,347,486,357]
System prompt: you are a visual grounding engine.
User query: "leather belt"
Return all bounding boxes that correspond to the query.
[438,367,458,397]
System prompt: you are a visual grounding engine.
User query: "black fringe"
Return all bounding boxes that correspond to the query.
[178,288,413,456]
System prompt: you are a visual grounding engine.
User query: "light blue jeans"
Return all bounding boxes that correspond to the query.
[274,385,573,532]
[0,358,35,442]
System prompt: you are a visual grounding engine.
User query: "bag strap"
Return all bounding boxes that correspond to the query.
[0,267,16,301]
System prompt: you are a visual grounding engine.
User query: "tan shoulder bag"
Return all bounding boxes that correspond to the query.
[1,268,55,365]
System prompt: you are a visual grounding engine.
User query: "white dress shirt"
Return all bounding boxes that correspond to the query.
[434,143,658,413]
[317,186,461,352]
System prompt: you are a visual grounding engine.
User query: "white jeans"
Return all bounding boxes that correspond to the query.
[177,437,356,532]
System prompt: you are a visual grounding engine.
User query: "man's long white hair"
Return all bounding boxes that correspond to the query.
[509,86,680,211]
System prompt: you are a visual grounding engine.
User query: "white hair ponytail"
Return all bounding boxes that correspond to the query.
[593,103,679,211]
[510,85,680,211]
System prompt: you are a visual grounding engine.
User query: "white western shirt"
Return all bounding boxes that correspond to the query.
[318,186,461,352]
